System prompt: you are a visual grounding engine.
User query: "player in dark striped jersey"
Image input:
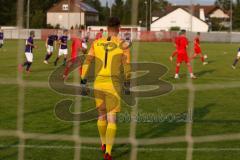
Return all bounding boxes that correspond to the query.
[44,30,58,64]
[232,48,240,69]
[0,28,4,48]
[18,31,37,74]
[54,29,69,66]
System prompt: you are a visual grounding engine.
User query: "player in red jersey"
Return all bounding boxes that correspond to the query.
[191,32,208,65]
[95,29,104,40]
[170,30,196,79]
[170,32,180,61]
[63,30,83,79]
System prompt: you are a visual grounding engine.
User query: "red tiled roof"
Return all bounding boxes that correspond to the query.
[48,0,98,13]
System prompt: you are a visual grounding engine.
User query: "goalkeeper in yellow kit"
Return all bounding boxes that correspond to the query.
[81,17,131,160]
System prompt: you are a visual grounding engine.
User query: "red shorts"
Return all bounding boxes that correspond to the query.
[194,47,202,54]
[177,54,189,64]
[70,50,77,63]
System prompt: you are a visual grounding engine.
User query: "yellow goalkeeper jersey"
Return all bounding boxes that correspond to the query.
[81,36,131,82]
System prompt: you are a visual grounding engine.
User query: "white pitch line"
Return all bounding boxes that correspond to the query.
[1,78,240,92]
[2,144,240,152]
[1,129,240,145]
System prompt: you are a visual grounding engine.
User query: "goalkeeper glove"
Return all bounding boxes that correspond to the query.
[80,79,88,96]
[124,81,131,95]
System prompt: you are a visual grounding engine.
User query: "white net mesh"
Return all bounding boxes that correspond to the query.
[0,0,240,160]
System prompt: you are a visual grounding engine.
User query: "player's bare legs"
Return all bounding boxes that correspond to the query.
[191,53,207,65]
[19,61,32,73]
[186,62,196,79]
[232,55,240,69]
[175,63,181,79]
[191,53,198,60]
[44,51,52,64]
[200,54,208,65]
[63,60,73,79]
[82,48,87,55]
[63,54,67,66]
[54,56,60,66]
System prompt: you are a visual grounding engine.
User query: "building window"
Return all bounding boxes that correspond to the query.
[62,4,69,11]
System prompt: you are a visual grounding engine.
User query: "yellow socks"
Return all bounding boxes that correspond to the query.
[98,120,117,155]
[97,120,107,145]
[106,123,117,155]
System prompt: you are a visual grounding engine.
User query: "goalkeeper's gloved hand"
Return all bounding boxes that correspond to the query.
[124,81,131,95]
[80,79,88,96]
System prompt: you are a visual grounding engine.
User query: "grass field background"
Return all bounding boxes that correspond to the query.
[0,40,240,160]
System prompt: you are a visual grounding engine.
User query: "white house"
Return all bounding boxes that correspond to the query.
[151,5,230,32]
[151,8,209,32]
[47,0,99,29]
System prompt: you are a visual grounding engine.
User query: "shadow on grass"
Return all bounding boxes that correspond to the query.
[206,60,215,64]
[195,69,216,77]
[136,103,214,139]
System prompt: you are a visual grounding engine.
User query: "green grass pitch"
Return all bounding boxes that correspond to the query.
[1,40,240,160]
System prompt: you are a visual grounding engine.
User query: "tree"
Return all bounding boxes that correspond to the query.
[152,0,169,11]
[102,1,111,24]
[122,0,132,24]
[112,0,124,22]
[120,0,169,26]
[137,0,169,29]
[24,0,61,28]
[0,0,17,26]
[84,0,107,25]
[215,0,231,10]
[233,0,240,30]
[30,10,45,28]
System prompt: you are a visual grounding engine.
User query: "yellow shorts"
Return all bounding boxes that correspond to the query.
[94,77,121,113]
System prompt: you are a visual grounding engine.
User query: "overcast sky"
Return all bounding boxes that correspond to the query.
[100,0,216,6]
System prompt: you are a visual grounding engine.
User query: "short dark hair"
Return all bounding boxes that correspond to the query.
[100,29,104,32]
[197,32,201,35]
[107,17,121,28]
[30,31,35,36]
[181,30,186,34]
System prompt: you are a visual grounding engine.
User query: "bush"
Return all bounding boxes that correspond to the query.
[46,24,54,29]
[170,26,180,31]
[55,24,60,29]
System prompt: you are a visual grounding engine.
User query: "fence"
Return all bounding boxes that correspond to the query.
[2,29,240,43]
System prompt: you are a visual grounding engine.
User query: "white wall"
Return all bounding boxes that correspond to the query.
[151,8,209,32]
[3,29,41,39]
[2,29,240,43]
[47,12,85,29]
